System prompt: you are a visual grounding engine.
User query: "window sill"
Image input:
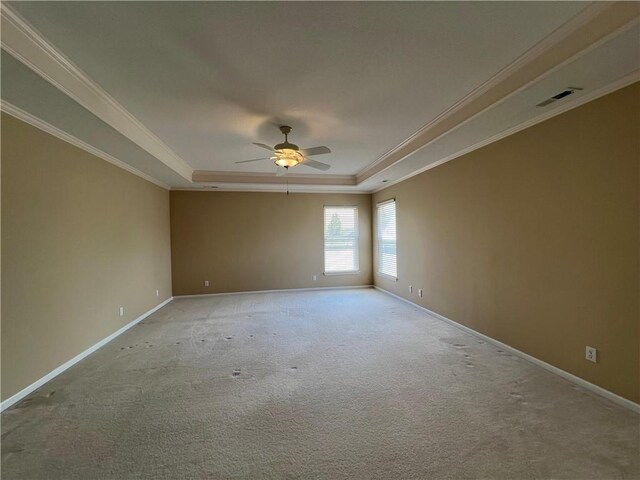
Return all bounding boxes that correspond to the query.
[324,271,361,276]
[377,273,398,281]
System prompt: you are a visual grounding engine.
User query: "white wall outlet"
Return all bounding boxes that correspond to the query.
[156,289,159,297]
[119,306,124,317]
[312,275,317,281]
[204,280,210,287]
[409,285,413,293]
[418,289,423,297]
[585,346,597,363]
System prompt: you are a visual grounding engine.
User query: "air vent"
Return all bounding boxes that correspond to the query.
[537,87,583,107]
[551,90,573,100]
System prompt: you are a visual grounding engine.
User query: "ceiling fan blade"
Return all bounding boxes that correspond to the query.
[253,142,274,152]
[276,167,288,176]
[235,157,270,164]
[299,146,331,157]
[301,158,331,171]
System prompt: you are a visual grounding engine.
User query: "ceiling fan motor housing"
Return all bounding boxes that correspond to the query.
[274,141,299,151]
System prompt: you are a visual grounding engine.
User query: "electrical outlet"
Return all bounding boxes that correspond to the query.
[585,346,597,363]
[156,289,159,297]
[204,280,210,287]
[418,289,423,297]
[119,306,124,317]
[312,275,317,281]
[409,285,413,293]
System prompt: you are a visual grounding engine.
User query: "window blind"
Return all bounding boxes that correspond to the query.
[377,200,397,278]
[324,206,359,273]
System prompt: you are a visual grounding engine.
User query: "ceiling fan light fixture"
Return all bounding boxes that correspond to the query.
[272,148,303,168]
[238,126,330,173]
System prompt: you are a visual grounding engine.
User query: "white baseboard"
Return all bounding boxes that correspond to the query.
[174,285,374,299]
[374,286,640,414]
[0,297,174,412]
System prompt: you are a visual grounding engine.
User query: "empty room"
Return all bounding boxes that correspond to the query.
[1,2,639,479]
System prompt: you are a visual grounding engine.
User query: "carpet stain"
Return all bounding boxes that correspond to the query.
[2,444,24,455]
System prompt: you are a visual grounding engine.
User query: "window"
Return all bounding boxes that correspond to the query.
[324,206,359,274]
[377,199,397,278]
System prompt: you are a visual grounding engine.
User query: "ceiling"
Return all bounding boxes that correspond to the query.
[1,2,638,192]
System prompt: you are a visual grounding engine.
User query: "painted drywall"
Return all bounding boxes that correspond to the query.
[373,82,640,403]
[1,113,172,402]
[170,191,372,295]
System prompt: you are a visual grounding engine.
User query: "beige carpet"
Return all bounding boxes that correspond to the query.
[2,288,638,479]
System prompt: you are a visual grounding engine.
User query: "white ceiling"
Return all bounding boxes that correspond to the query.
[2,2,638,191]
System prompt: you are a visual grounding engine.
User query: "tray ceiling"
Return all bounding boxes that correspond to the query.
[2,2,638,191]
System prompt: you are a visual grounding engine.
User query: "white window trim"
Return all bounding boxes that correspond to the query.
[376,198,398,281]
[323,205,360,275]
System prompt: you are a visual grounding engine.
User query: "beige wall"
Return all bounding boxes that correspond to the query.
[170,191,372,295]
[373,83,640,403]
[1,113,172,402]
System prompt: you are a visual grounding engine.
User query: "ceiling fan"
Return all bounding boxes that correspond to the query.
[235,125,331,176]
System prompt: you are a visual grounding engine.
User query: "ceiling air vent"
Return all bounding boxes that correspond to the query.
[536,87,583,107]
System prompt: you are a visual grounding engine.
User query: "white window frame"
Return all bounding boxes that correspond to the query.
[376,198,397,280]
[323,205,360,275]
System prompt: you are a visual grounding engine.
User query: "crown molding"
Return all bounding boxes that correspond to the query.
[192,170,357,186]
[172,187,368,194]
[357,2,640,184]
[0,3,194,182]
[1,101,171,190]
[371,71,640,194]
